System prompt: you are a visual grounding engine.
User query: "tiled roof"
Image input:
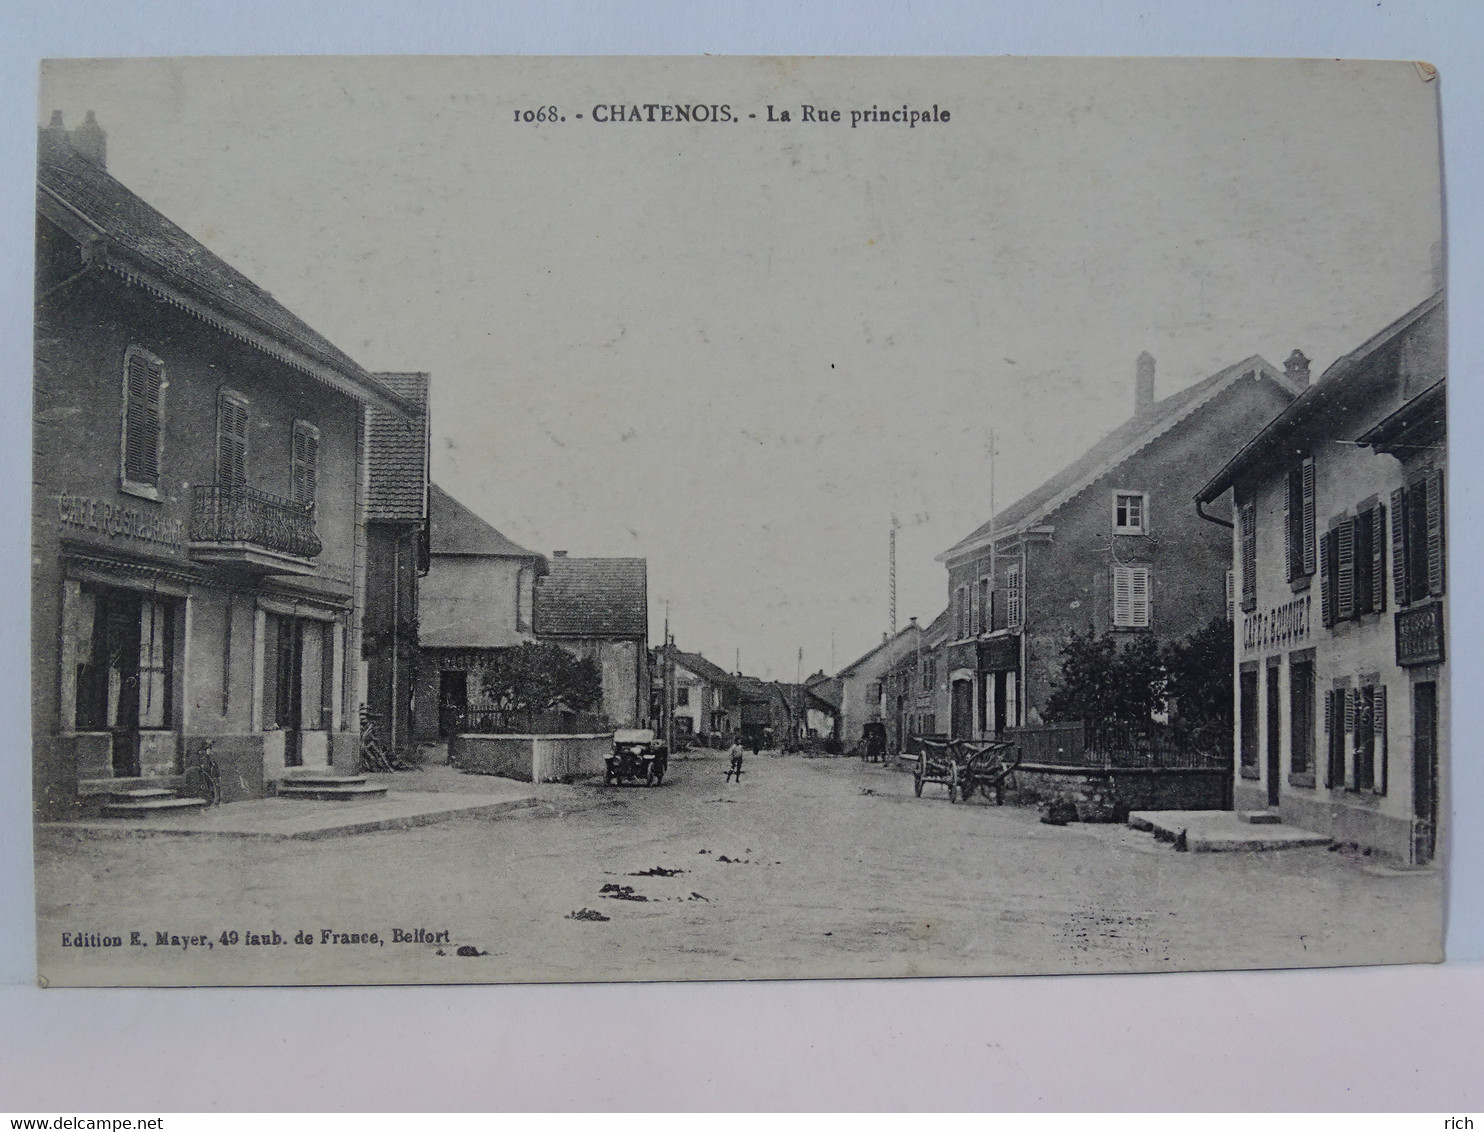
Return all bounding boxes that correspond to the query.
[805,676,843,711]
[36,126,411,414]
[536,557,648,638]
[428,484,540,558]
[367,372,429,521]
[673,650,737,688]
[940,356,1299,561]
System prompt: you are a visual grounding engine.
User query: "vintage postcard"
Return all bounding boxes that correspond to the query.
[32,55,1447,986]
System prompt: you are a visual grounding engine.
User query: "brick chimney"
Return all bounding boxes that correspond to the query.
[70,110,107,168]
[1135,351,1156,414]
[553,549,567,557]
[1284,349,1311,389]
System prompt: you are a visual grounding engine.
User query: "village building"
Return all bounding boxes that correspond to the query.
[533,554,649,729]
[880,609,951,751]
[661,648,739,741]
[1196,291,1446,863]
[802,671,843,743]
[361,371,430,759]
[33,113,421,817]
[936,353,1305,741]
[833,622,925,749]
[734,676,796,749]
[413,484,546,738]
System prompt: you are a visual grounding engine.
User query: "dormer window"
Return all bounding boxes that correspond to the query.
[1113,491,1148,534]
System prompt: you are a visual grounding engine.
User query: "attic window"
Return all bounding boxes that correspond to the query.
[1113,492,1147,534]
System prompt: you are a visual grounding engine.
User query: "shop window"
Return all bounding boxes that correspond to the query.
[1239,669,1259,778]
[120,347,165,497]
[1111,564,1151,628]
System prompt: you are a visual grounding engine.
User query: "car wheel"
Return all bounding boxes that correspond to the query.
[913,774,923,797]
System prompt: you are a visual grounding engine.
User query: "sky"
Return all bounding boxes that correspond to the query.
[38,55,1443,679]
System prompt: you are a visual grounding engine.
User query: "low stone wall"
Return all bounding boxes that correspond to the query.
[450,733,612,783]
[1011,763,1231,823]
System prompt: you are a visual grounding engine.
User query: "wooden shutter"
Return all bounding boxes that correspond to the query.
[1370,504,1386,613]
[1225,570,1235,622]
[1130,566,1151,628]
[1284,469,1296,580]
[1426,467,1445,596]
[217,394,248,490]
[1390,487,1410,607]
[1373,684,1388,796]
[123,350,163,485]
[1240,504,1257,611]
[291,423,319,507]
[1007,564,1022,628]
[1112,565,1132,627]
[1322,690,1334,788]
[970,580,981,635]
[1336,519,1355,621]
[1319,531,1334,627]
[1301,459,1316,575]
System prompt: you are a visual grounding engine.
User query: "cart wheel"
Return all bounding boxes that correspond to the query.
[913,774,923,797]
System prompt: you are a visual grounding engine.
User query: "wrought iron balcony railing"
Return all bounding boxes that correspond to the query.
[190,484,321,561]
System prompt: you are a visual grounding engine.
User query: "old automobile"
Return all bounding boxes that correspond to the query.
[606,728,669,786]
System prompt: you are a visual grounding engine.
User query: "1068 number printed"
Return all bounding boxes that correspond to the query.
[515,106,564,124]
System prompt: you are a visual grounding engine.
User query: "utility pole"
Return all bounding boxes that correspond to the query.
[663,602,674,755]
[890,513,901,636]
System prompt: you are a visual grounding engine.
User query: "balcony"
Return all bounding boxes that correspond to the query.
[189,484,321,574]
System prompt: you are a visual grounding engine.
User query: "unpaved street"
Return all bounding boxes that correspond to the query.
[35,751,1443,985]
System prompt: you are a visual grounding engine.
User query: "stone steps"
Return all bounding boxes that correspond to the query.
[1239,810,1282,825]
[276,774,388,801]
[99,787,210,817]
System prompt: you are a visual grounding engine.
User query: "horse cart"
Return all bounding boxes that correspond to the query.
[911,736,1020,804]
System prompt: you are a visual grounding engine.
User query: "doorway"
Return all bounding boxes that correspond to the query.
[950,679,973,740]
[75,587,177,779]
[438,669,468,737]
[1412,681,1439,865]
[1265,664,1282,808]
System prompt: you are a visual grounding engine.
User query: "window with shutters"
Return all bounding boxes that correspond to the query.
[1321,505,1388,625]
[1112,491,1148,535]
[1239,669,1260,777]
[120,347,165,498]
[1289,657,1315,781]
[291,420,320,508]
[1111,564,1150,628]
[1005,562,1023,629]
[1285,458,1316,582]
[216,390,249,491]
[1392,469,1446,606]
[1239,503,1257,612]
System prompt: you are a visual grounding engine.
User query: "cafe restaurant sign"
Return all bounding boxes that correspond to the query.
[56,491,184,552]
[1242,593,1311,654]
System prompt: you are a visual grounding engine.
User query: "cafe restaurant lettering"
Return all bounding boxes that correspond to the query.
[1242,593,1311,653]
[57,491,184,551]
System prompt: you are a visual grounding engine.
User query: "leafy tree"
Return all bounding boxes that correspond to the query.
[480,641,602,718]
[1045,628,1166,726]
[1162,616,1233,743]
